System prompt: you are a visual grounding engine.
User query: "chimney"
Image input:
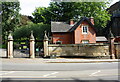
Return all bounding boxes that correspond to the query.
[70,19,74,26]
[89,17,94,25]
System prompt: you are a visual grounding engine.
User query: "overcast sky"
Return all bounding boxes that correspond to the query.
[19,0,51,16]
[19,0,119,16]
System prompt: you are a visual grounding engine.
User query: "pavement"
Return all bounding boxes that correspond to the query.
[1,58,120,63]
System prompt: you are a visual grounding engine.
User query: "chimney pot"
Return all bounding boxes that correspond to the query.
[89,17,94,25]
[70,19,74,26]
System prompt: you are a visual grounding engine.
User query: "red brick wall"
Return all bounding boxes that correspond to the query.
[52,21,96,44]
[74,21,96,44]
[52,32,74,44]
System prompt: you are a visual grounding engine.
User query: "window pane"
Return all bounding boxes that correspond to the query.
[82,26,88,34]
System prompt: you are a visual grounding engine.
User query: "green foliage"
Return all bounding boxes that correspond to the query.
[2,2,20,32]
[32,2,76,24]
[32,2,111,35]
[19,15,33,26]
[13,23,50,40]
[0,44,7,48]
[32,7,47,23]
[1,2,20,43]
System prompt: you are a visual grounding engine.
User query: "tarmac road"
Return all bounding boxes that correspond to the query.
[1,61,119,81]
[0,48,120,81]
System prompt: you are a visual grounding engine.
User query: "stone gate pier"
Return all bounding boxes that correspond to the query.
[29,31,35,58]
[7,31,13,58]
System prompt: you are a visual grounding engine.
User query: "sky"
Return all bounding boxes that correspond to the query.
[19,0,51,16]
[19,0,119,16]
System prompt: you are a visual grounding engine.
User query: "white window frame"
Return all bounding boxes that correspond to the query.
[82,25,88,34]
[82,40,89,44]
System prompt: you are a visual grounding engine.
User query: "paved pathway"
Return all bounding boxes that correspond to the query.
[0,48,6,58]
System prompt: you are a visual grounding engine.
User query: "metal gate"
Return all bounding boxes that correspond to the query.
[13,40,29,58]
[35,40,44,58]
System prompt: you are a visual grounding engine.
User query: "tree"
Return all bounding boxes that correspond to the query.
[32,2,76,24]
[13,23,51,41]
[19,15,33,26]
[32,2,111,35]
[1,2,20,43]
[74,2,111,35]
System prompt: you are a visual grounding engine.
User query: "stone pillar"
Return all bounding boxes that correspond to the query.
[7,31,13,58]
[43,31,49,57]
[110,38,115,59]
[29,31,35,58]
[109,29,116,59]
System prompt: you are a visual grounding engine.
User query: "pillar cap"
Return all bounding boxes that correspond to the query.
[90,16,94,18]
[70,19,74,21]
[30,31,35,40]
[44,31,49,40]
[8,31,13,40]
[109,29,114,38]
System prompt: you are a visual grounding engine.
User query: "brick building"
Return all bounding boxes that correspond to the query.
[51,17,96,44]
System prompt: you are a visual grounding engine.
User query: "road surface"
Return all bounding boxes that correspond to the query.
[0,48,119,81]
[1,61,119,81]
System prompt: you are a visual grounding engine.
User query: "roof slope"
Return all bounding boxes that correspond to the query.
[51,22,72,32]
[51,17,94,33]
[69,17,94,32]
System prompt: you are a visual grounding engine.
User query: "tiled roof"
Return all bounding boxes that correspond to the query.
[51,22,72,32]
[51,17,95,32]
[69,17,95,32]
